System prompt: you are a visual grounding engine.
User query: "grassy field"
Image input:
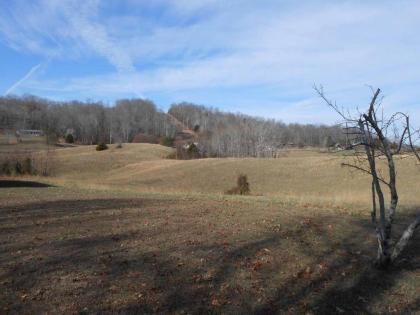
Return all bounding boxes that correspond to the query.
[0,143,419,314]
[48,143,420,208]
[0,135,52,154]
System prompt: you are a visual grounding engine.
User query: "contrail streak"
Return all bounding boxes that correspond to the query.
[5,63,42,95]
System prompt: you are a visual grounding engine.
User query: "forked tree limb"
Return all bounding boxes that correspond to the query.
[368,89,381,117]
[364,110,399,225]
[359,119,388,239]
[391,213,420,262]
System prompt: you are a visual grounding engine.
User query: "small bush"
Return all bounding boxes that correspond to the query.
[225,174,250,195]
[96,143,108,151]
[116,143,123,149]
[0,152,54,177]
[187,143,200,158]
[22,158,35,175]
[65,134,74,144]
[167,143,203,160]
[1,161,12,176]
[15,161,22,175]
[160,136,175,147]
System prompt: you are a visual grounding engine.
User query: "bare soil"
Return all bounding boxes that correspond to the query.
[1,186,418,314]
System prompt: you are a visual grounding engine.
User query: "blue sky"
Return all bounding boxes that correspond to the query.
[1,0,420,124]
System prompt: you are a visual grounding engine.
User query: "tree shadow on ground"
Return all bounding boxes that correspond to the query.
[253,230,420,314]
[0,197,418,314]
[0,180,53,188]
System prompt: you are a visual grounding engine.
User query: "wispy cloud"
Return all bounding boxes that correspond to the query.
[0,0,134,72]
[0,0,419,124]
[57,0,135,72]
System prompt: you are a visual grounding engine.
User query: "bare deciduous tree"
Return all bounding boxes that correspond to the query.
[315,85,420,268]
[169,103,346,157]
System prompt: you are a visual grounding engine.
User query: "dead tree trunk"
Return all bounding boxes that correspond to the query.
[316,86,420,268]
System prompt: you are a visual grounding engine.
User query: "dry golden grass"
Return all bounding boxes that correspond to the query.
[0,144,419,314]
[52,143,173,179]
[41,144,420,209]
[0,135,51,153]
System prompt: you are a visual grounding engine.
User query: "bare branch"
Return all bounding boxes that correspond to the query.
[313,84,358,122]
[318,85,419,267]
[371,180,377,223]
[395,126,408,154]
[391,213,420,262]
[406,116,420,162]
[341,162,390,187]
[368,88,381,117]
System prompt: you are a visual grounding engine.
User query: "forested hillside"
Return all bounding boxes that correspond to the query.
[170,103,346,157]
[1,95,346,156]
[0,95,177,144]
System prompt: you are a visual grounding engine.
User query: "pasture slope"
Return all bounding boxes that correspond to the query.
[0,143,419,314]
[50,143,419,208]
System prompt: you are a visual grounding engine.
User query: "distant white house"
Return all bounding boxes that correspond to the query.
[18,129,44,136]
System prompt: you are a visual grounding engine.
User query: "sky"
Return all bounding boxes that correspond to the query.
[1,0,419,125]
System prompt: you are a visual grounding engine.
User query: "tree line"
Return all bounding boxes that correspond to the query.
[0,95,177,144]
[1,95,346,156]
[169,102,347,157]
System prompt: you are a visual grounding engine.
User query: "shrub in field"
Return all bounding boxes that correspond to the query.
[0,158,35,176]
[159,136,175,147]
[1,159,17,176]
[225,174,250,195]
[116,143,123,149]
[0,151,54,176]
[187,143,200,158]
[167,143,203,160]
[14,161,22,175]
[1,161,12,175]
[96,143,108,151]
[36,151,55,176]
[22,158,35,175]
[65,134,74,143]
